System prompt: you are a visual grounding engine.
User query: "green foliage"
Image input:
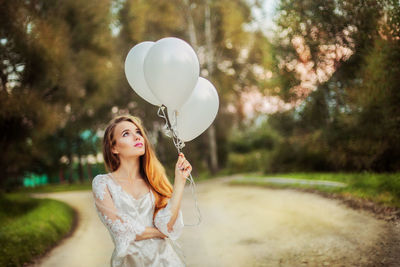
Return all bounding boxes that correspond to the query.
[266,140,331,173]
[2,0,398,189]
[0,0,274,189]
[225,117,277,173]
[263,0,400,172]
[226,150,269,174]
[0,0,119,188]
[15,182,92,194]
[0,193,75,266]
[229,125,276,153]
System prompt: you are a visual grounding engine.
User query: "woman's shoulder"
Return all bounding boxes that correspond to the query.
[92,173,110,182]
[92,173,112,189]
[92,173,111,200]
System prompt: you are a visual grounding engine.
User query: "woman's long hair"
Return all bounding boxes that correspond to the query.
[102,115,173,221]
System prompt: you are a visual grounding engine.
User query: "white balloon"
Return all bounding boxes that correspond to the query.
[125,42,161,106]
[168,77,219,142]
[144,37,199,110]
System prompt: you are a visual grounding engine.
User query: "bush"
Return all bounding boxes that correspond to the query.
[264,141,332,173]
[0,193,75,266]
[226,150,270,174]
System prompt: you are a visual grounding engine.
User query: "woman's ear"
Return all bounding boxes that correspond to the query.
[111,146,119,155]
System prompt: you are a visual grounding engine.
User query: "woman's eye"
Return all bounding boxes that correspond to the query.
[123,132,129,136]
[136,131,142,135]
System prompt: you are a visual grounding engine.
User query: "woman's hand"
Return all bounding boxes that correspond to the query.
[156,229,168,239]
[174,152,192,185]
[135,227,168,241]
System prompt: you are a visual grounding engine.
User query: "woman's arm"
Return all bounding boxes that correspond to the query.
[135,226,167,241]
[166,180,185,232]
[153,153,191,239]
[166,153,191,232]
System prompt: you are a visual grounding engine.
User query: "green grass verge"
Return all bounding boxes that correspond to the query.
[14,181,92,194]
[0,193,75,266]
[230,172,400,208]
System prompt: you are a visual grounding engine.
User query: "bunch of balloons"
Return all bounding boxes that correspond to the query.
[124,37,219,144]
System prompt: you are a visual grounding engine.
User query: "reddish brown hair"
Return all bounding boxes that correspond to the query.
[102,115,173,221]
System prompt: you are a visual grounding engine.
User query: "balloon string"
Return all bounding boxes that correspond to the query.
[157,105,202,227]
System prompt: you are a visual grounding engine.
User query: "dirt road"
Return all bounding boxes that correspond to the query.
[29,176,400,267]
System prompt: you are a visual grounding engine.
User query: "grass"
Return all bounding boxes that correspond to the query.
[0,193,76,266]
[14,181,92,194]
[230,172,400,208]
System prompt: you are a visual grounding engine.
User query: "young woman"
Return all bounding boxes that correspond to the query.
[92,115,192,266]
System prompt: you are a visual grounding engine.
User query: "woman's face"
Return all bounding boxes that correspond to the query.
[111,120,145,158]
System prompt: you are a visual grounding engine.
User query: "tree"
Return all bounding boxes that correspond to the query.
[265,0,400,172]
[116,0,266,174]
[0,0,118,190]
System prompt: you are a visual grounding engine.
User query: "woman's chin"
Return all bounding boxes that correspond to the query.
[124,150,145,158]
[135,149,145,156]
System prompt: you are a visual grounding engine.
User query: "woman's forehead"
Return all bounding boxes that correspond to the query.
[115,120,138,133]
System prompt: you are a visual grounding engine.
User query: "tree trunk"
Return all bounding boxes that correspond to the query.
[59,168,65,184]
[87,162,93,181]
[183,0,219,173]
[205,0,219,173]
[75,137,84,183]
[67,152,74,184]
[77,152,84,184]
[183,0,198,48]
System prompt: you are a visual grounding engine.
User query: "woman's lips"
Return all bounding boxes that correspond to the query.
[134,143,143,147]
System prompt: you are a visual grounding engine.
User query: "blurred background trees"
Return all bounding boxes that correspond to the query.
[0,0,118,189]
[260,0,400,172]
[1,0,399,191]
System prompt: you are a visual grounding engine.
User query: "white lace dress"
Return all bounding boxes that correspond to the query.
[92,173,186,267]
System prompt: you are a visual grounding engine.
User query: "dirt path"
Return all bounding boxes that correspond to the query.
[28,176,400,267]
[27,190,113,267]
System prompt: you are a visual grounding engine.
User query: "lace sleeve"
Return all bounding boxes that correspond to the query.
[92,175,146,253]
[154,200,184,241]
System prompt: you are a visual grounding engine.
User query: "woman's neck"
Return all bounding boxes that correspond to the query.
[113,156,142,181]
